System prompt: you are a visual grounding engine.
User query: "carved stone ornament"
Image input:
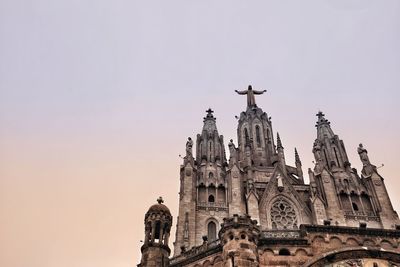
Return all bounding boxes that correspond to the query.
[270,197,298,230]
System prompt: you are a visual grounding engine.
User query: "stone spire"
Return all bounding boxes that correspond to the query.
[313,111,349,170]
[195,109,226,164]
[315,111,335,140]
[202,108,217,133]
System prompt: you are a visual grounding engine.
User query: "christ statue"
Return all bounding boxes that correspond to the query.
[235,85,267,108]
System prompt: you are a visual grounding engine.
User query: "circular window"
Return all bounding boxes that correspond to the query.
[270,197,298,229]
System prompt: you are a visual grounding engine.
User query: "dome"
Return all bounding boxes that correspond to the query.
[146,197,171,216]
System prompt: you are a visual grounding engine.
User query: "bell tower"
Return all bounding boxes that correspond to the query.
[139,197,172,267]
[174,109,229,256]
[195,109,229,245]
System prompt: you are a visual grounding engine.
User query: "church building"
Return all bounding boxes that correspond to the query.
[138,86,400,267]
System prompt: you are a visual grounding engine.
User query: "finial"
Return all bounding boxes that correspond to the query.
[316,111,325,119]
[295,148,301,163]
[315,110,331,128]
[204,108,215,120]
[157,196,164,204]
[277,132,283,149]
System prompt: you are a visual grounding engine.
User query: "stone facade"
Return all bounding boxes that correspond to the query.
[139,86,400,267]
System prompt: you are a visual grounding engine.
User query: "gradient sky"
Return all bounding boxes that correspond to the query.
[1,1,400,267]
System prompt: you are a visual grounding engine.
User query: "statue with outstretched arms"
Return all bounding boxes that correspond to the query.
[235,85,267,107]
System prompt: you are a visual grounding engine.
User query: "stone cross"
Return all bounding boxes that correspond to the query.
[157,197,164,204]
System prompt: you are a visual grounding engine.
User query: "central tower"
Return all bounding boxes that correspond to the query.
[235,85,277,168]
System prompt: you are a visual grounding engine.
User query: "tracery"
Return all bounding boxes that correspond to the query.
[270,197,298,230]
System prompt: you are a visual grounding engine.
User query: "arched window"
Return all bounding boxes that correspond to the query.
[209,141,212,161]
[256,125,261,147]
[244,128,249,144]
[207,221,217,241]
[209,172,213,179]
[270,197,298,230]
[350,192,361,213]
[361,193,373,214]
[155,221,161,241]
[278,248,291,256]
[208,195,215,203]
[352,202,359,211]
[340,192,352,211]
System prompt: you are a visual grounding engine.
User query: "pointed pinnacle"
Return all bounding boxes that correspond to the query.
[277,132,283,149]
[295,148,301,163]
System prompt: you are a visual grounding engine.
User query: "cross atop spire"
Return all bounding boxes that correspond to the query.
[203,108,216,123]
[206,108,214,117]
[315,110,331,128]
[235,85,267,108]
[316,111,325,119]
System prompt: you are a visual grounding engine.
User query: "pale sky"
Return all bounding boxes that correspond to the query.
[1,1,400,267]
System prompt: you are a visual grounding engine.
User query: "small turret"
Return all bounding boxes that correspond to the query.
[219,215,260,267]
[139,197,172,267]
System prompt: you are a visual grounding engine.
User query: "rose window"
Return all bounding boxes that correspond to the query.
[270,198,298,229]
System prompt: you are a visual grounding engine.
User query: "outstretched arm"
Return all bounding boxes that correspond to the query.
[235,90,248,95]
[253,89,267,95]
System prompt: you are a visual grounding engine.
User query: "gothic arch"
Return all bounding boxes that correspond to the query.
[241,124,250,146]
[258,169,312,229]
[205,217,219,242]
[251,119,264,148]
[303,247,400,267]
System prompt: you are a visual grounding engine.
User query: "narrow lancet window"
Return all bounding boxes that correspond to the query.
[207,221,217,241]
[256,125,261,147]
